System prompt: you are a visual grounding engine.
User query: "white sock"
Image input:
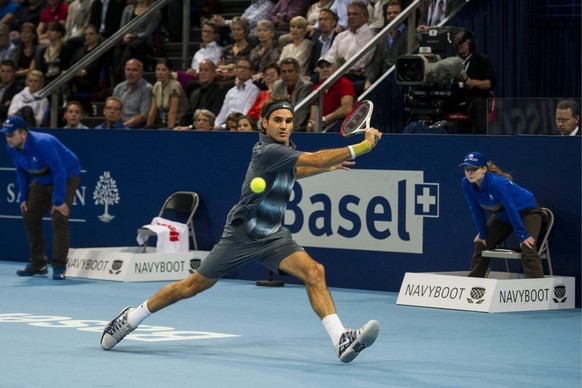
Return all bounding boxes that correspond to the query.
[127,300,152,328]
[322,314,345,346]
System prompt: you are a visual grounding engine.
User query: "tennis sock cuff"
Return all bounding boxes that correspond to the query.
[349,140,372,158]
[322,314,345,346]
[128,300,152,328]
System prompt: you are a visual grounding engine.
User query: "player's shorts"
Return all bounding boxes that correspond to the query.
[196,221,304,279]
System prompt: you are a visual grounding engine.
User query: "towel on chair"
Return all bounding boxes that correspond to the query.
[137,217,189,253]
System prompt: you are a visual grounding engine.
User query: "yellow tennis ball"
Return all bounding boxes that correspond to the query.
[250,177,266,193]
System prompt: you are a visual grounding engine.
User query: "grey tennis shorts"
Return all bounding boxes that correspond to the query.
[197,221,304,279]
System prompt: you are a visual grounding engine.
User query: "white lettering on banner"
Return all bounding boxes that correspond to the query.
[68,258,110,271]
[405,284,466,300]
[284,170,439,253]
[134,261,186,273]
[0,313,239,342]
[499,288,550,303]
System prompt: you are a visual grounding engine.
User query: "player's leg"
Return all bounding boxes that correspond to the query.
[100,271,218,350]
[18,182,52,275]
[279,251,380,363]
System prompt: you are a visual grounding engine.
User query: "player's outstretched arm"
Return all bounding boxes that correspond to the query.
[296,128,382,173]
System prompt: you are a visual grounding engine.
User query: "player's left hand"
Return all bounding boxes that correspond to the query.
[330,160,355,172]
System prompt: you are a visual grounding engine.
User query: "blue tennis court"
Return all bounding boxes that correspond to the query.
[1,260,580,387]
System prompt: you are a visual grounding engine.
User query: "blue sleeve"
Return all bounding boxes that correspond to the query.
[461,178,488,239]
[9,147,31,203]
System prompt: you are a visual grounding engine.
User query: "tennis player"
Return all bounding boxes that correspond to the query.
[101,97,383,363]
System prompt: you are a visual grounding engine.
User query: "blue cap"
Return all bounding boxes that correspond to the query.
[1,116,28,134]
[459,151,488,167]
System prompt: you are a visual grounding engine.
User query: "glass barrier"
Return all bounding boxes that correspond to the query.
[487,97,581,135]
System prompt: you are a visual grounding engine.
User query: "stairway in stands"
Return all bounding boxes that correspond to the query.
[84,1,249,128]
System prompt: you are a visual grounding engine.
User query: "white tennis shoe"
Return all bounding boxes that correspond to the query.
[100,307,135,350]
[336,320,380,363]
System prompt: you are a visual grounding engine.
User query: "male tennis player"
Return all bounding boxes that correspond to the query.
[101,97,383,363]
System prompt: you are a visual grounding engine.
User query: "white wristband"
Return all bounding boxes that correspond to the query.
[347,145,356,159]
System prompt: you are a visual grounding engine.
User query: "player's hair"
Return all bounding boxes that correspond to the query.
[486,161,513,181]
[260,96,294,129]
[557,99,580,117]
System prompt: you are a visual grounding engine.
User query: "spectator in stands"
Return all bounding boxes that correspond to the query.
[267,0,310,34]
[328,0,352,31]
[64,0,91,42]
[326,1,376,95]
[114,0,162,82]
[247,62,280,120]
[217,16,253,81]
[367,0,389,32]
[35,21,71,85]
[70,24,104,97]
[279,16,312,75]
[249,19,280,78]
[8,69,48,126]
[89,0,125,40]
[225,111,243,131]
[10,22,39,88]
[178,59,226,127]
[270,57,313,131]
[37,0,68,43]
[174,108,216,131]
[0,0,20,26]
[236,114,258,132]
[146,57,188,129]
[417,0,463,32]
[307,55,355,132]
[0,22,16,62]
[214,57,260,129]
[62,100,88,129]
[112,58,152,128]
[555,99,580,136]
[305,0,333,36]
[306,9,338,80]
[12,0,45,32]
[365,0,408,90]
[212,0,274,37]
[0,59,21,122]
[450,29,496,134]
[185,20,223,79]
[95,96,128,129]
[177,19,223,93]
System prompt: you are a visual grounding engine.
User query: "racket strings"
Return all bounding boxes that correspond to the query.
[343,104,371,135]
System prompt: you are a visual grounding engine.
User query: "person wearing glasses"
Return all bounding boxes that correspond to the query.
[459,151,544,279]
[214,57,260,129]
[555,99,580,136]
[94,97,128,129]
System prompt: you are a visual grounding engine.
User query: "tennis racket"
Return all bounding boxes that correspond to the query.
[340,100,374,137]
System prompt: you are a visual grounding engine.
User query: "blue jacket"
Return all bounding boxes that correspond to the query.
[461,172,537,243]
[7,131,81,206]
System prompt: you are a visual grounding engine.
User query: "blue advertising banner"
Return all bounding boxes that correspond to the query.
[0,130,579,303]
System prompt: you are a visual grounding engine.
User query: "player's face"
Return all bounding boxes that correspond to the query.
[263,109,294,145]
[463,166,486,184]
[555,108,579,135]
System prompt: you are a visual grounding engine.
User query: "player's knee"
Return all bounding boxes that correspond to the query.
[305,261,326,285]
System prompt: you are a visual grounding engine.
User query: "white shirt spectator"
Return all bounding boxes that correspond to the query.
[8,87,49,127]
[215,78,260,127]
[326,23,376,74]
[190,41,223,71]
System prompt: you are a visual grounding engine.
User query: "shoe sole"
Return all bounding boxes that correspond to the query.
[339,320,380,363]
[100,306,132,350]
[16,269,48,276]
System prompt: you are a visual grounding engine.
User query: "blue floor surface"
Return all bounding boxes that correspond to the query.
[0,261,580,387]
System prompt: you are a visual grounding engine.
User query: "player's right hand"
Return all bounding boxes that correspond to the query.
[365,128,382,148]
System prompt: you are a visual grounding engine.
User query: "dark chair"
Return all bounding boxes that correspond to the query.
[138,191,200,252]
[482,207,555,276]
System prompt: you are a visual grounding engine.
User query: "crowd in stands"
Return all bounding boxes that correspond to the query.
[0,0,498,134]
